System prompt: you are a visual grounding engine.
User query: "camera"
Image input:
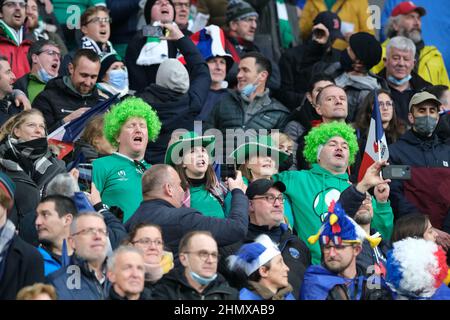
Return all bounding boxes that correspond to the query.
[142,25,164,38]
[220,163,236,181]
[381,165,411,180]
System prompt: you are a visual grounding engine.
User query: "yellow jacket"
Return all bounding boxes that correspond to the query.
[372,39,450,87]
[299,0,374,51]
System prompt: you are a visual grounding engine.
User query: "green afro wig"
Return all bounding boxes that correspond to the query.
[104,97,161,147]
[303,122,359,165]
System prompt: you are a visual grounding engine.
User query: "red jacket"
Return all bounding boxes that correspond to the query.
[0,29,32,79]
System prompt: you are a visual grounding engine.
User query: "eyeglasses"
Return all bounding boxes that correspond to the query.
[38,49,61,58]
[132,237,164,247]
[174,2,190,8]
[71,228,109,237]
[252,194,284,205]
[184,250,219,262]
[3,1,26,8]
[86,17,112,25]
[378,101,393,109]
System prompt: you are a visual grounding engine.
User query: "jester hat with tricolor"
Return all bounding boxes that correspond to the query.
[308,200,381,248]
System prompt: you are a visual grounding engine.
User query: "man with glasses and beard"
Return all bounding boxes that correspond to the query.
[152,231,238,300]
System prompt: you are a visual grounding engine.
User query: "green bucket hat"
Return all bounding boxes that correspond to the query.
[229,135,289,165]
[165,131,216,166]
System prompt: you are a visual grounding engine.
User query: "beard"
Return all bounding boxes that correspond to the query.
[354,211,372,225]
[325,257,353,275]
[399,26,422,43]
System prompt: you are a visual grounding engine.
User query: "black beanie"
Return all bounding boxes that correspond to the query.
[349,32,382,70]
[144,0,175,25]
[98,53,122,81]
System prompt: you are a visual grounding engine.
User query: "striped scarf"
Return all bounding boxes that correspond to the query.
[0,20,23,46]
[275,0,294,49]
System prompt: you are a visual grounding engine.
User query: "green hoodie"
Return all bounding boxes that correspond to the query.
[273,164,351,264]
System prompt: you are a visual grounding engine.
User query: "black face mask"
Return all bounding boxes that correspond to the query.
[278,154,294,172]
[14,137,49,160]
[339,49,354,72]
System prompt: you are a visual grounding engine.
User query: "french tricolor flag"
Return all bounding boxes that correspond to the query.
[357,90,389,182]
[178,25,234,65]
[48,95,119,160]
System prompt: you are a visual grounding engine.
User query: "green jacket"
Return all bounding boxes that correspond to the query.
[273,164,351,264]
[371,200,394,242]
[189,185,226,219]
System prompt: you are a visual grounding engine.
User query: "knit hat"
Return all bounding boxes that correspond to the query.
[308,201,381,248]
[386,238,448,299]
[0,172,15,209]
[144,0,175,25]
[349,32,382,70]
[226,0,258,24]
[98,53,123,82]
[155,58,189,94]
[228,234,281,276]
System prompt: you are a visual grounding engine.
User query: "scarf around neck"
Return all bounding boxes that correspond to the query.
[0,220,16,281]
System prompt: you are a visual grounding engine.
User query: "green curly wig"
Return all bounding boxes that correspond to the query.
[303,122,359,165]
[104,97,162,147]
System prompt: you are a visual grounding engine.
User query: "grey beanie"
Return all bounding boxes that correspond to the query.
[226,0,258,24]
[156,59,189,94]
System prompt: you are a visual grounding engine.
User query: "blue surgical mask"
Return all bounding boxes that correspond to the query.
[37,67,55,83]
[108,69,128,90]
[387,74,411,86]
[189,270,218,286]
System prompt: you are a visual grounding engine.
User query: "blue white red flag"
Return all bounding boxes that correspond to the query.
[357,90,389,182]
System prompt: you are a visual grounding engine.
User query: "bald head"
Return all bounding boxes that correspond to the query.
[142,164,184,207]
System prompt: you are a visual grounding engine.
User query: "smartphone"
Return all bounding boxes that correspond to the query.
[142,25,164,37]
[381,165,411,180]
[77,163,93,192]
[220,163,236,181]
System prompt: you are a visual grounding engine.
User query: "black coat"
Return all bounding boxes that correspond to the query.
[152,267,238,300]
[125,32,179,93]
[0,96,22,127]
[275,40,341,110]
[137,36,211,164]
[378,69,431,124]
[32,76,103,133]
[108,286,153,300]
[219,223,311,299]
[125,189,249,260]
[0,233,45,299]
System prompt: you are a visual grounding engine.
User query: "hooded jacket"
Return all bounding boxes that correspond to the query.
[300,265,392,300]
[32,76,103,133]
[152,267,238,300]
[388,130,450,228]
[136,36,211,164]
[273,164,352,264]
